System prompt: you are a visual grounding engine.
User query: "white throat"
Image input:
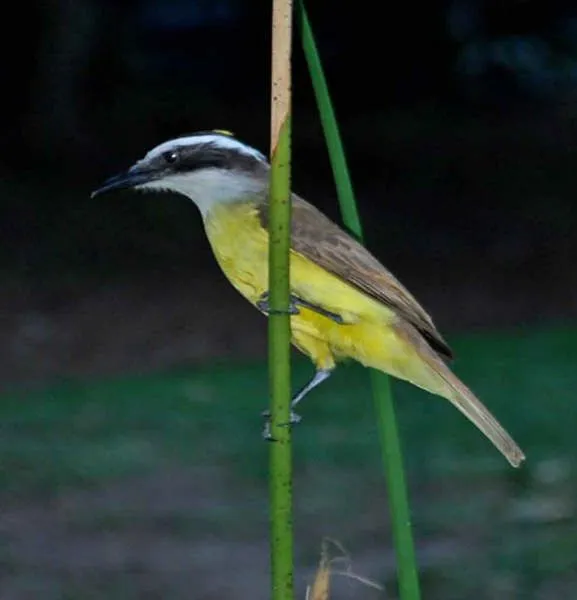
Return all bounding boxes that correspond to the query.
[136,168,267,217]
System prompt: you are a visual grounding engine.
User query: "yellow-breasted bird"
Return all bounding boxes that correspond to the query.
[92,130,525,467]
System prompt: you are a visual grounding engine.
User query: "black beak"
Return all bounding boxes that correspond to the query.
[91,166,156,198]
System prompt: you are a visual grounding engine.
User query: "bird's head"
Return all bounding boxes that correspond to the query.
[92,130,270,215]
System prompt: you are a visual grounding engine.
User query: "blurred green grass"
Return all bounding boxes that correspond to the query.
[1,325,575,496]
[1,325,576,598]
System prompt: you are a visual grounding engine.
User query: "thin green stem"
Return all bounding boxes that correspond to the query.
[371,373,421,600]
[268,116,294,600]
[268,0,294,596]
[299,4,421,599]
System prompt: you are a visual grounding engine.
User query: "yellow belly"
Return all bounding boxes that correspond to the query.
[203,202,417,378]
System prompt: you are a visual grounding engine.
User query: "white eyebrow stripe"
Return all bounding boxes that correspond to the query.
[144,135,267,162]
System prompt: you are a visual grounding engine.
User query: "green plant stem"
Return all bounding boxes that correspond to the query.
[299,4,421,599]
[268,0,294,595]
[268,116,294,600]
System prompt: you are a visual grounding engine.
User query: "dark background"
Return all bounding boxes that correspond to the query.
[2,0,577,384]
[1,1,577,598]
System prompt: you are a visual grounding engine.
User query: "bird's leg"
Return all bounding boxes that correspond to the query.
[257,291,344,324]
[290,368,333,412]
[262,368,333,440]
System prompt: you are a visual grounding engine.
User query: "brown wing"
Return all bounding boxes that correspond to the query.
[259,193,453,361]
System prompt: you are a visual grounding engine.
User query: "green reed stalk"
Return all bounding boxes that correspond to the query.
[298,4,421,599]
[268,1,295,599]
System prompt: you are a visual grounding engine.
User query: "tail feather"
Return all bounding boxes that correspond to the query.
[394,323,526,468]
[431,361,525,467]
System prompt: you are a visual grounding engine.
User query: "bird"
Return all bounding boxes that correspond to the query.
[92,129,525,467]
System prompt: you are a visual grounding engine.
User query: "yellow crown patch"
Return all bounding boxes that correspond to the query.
[212,129,235,137]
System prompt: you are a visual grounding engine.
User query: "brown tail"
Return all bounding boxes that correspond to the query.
[394,324,526,468]
[432,363,525,467]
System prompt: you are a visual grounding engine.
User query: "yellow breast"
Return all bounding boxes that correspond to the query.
[203,201,270,303]
[202,200,398,366]
[203,201,390,319]
[202,200,419,376]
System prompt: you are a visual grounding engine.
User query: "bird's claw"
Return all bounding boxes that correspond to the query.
[256,292,300,316]
[288,411,302,425]
[261,409,302,441]
[257,291,345,324]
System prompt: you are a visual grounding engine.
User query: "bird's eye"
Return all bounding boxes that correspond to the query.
[162,151,179,164]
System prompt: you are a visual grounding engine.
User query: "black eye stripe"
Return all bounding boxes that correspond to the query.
[150,143,266,174]
[162,151,179,164]
[178,151,229,171]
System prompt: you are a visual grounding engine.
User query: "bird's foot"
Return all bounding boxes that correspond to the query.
[256,292,300,316]
[257,291,344,324]
[261,409,302,441]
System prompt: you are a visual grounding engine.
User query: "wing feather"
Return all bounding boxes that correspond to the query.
[260,194,453,361]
